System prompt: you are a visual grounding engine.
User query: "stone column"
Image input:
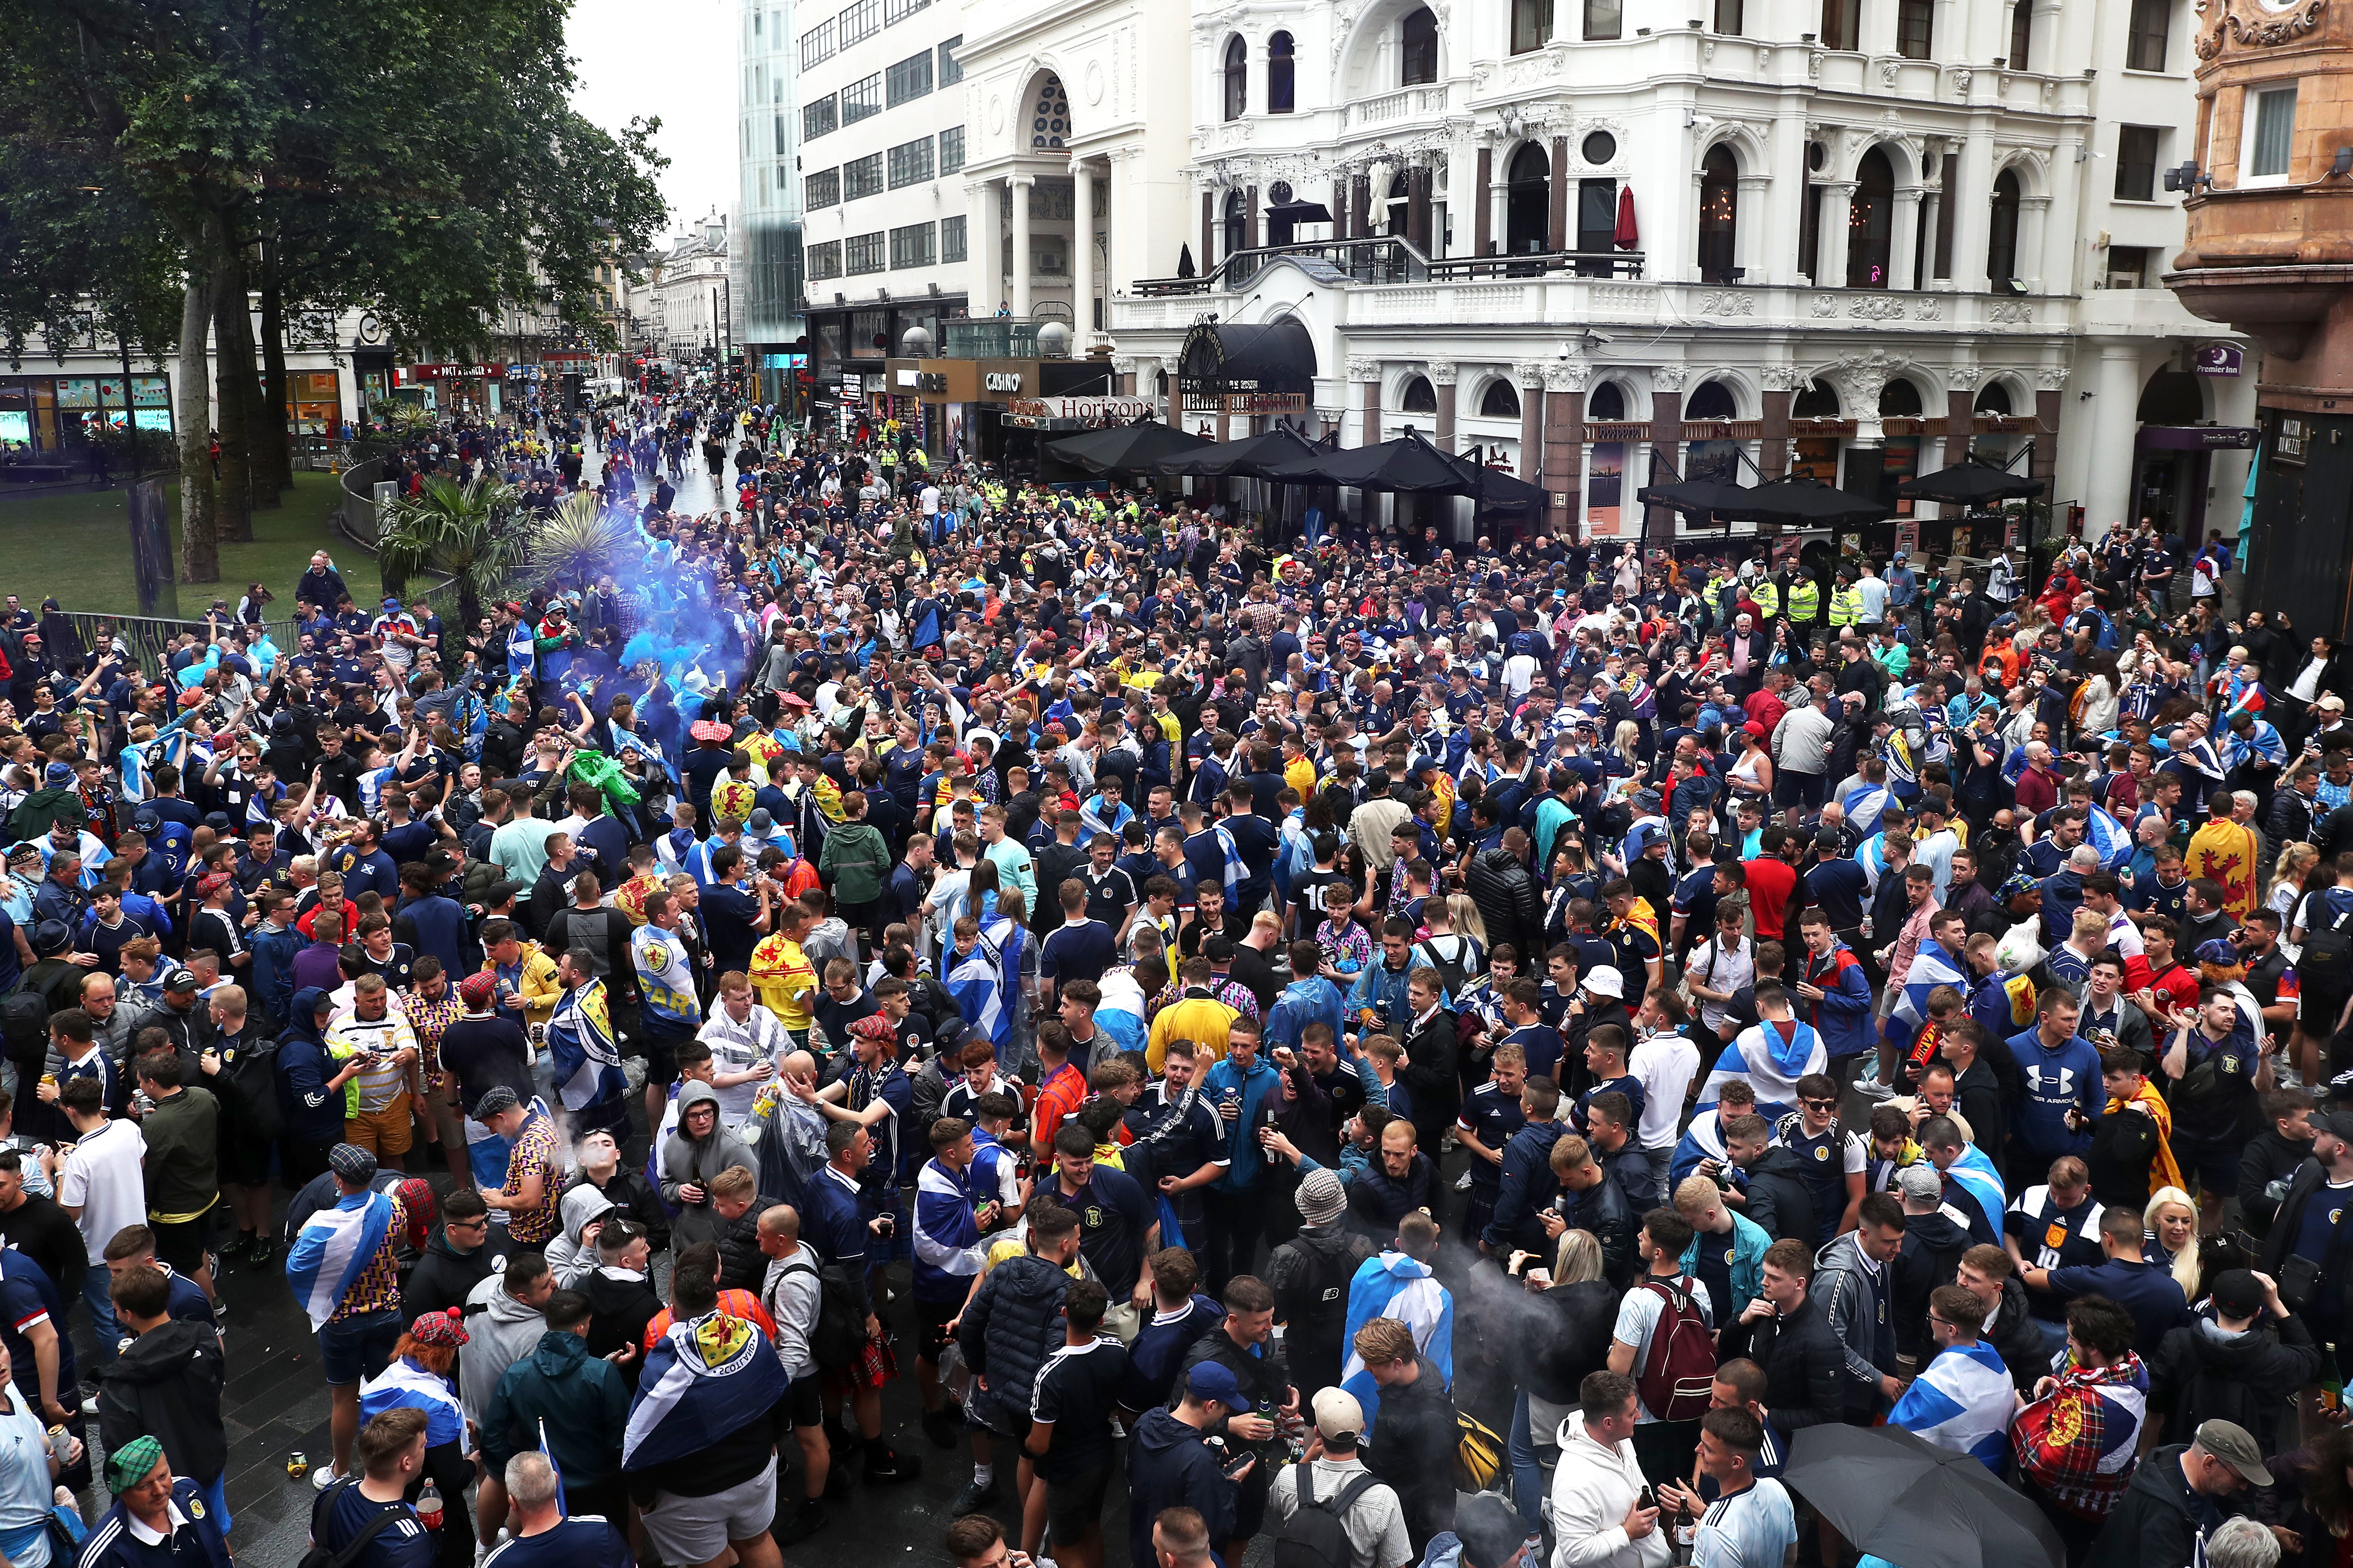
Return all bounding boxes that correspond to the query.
[1950,115,1997,293]
[1475,144,1495,256]
[1071,158,1095,336]
[1201,188,1215,274]
[1761,374,1794,479]
[1920,187,1944,286]
[2033,372,2064,499]
[1816,180,1856,288]
[1735,174,1770,282]
[1431,361,1458,450]
[1011,175,1034,318]
[1549,136,1570,252]
[1352,173,1372,237]
[1544,361,1586,537]
[1891,185,1923,291]
[1649,369,1686,548]
[969,179,1001,313]
[1942,377,1975,471]
[1245,184,1260,252]
[2085,343,2141,534]
[2019,193,2052,293]
[1516,362,1546,482]
[1351,356,1382,447]
[1334,178,1352,241]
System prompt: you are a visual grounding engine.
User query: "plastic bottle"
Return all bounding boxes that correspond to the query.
[416,1479,444,1531]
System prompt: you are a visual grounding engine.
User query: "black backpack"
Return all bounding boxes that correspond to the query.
[1272,1462,1383,1568]
[1293,1235,1375,1345]
[779,1255,867,1370]
[301,1480,411,1568]
[2300,893,2353,990]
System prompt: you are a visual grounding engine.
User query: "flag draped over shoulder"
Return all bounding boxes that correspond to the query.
[2084,804,2133,870]
[1698,1020,1826,1115]
[623,1309,794,1471]
[359,1358,466,1449]
[285,1190,396,1331]
[1889,1339,2013,1467]
[1886,941,1968,1053]
[1942,1143,2008,1234]
[947,935,1010,1049]
[1339,1252,1454,1434]
[549,978,627,1112]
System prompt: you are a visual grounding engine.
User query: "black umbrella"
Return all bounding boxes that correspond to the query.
[1639,477,1759,516]
[1042,418,1213,481]
[1154,423,1331,479]
[1895,458,2047,505]
[1261,427,1476,493]
[1724,473,1892,525]
[1448,449,1548,511]
[1783,1424,2066,1568]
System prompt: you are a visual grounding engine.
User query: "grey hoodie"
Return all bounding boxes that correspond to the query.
[660,1081,758,1248]
[544,1184,616,1288]
[459,1271,549,1426]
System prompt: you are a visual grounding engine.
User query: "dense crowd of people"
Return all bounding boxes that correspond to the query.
[3,373,2353,1568]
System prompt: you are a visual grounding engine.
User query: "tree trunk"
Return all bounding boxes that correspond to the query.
[212,242,253,543]
[176,243,221,585]
[256,236,294,500]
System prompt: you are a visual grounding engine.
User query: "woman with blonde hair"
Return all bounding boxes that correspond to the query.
[2271,841,2321,941]
[1447,891,1489,950]
[2145,1187,2204,1298]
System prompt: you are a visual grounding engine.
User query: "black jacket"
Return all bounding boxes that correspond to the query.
[98,1318,227,1485]
[2090,1100,2171,1212]
[403,1229,509,1322]
[2149,1313,2320,1454]
[1718,1297,1847,1433]
[1362,1355,1457,1551]
[584,1267,663,1385]
[715,1191,780,1293]
[958,1253,1073,1433]
[1125,1408,1238,1568]
[1887,1210,1972,1360]
[1986,1275,2053,1392]
[1265,1224,1376,1393]
[1466,847,1545,963]
[1735,1147,1821,1247]
[1398,1009,1459,1145]
[2260,1161,2353,1330]
[2236,1135,2313,1240]
[2087,1444,2239,1568]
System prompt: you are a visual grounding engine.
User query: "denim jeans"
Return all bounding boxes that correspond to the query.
[85,1264,122,1366]
[1510,1387,1547,1537]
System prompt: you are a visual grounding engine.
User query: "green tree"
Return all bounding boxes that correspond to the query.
[379,475,530,631]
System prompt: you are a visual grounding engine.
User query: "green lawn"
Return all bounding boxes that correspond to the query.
[0,472,381,617]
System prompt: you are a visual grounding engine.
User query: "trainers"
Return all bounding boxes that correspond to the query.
[79,1392,97,1416]
[921,1406,963,1449]
[863,1446,923,1486]
[311,1465,348,1492]
[948,1478,1000,1516]
[777,1501,830,1545]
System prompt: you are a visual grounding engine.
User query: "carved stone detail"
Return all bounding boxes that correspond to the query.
[1347,356,1383,381]
[1427,360,1459,385]
[1848,297,1907,320]
[2199,0,2326,57]
[1699,291,1755,316]
[1651,365,1690,392]
[1943,364,1982,391]
[1545,360,1590,393]
[2036,366,2071,390]
[1513,360,1548,389]
[1759,365,1808,393]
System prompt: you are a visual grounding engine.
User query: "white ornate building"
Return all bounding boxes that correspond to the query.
[1072,0,2256,547]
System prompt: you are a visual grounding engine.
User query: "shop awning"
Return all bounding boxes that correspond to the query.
[1266,200,1335,225]
[1179,317,1317,388]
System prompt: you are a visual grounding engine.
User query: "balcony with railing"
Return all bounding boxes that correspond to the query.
[1130,236,1647,298]
[942,318,1043,357]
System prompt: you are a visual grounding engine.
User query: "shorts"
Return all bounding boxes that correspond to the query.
[1045,1462,1113,1537]
[220,1129,273,1189]
[1774,771,1828,811]
[641,1457,776,1564]
[318,1307,404,1387]
[425,1081,465,1153]
[786,1371,825,1428]
[2305,988,2349,1034]
[916,1296,960,1364]
[151,1213,213,1276]
[345,1095,414,1158]
[640,1031,690,1093]
[2172,1134,2241,1195]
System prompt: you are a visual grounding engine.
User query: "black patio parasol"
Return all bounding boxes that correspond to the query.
[1724,473,1892,525]
[1042,418,1213,481]
[1639,477,1760,516]
[1895,458,2047,505]
[1154,423,1332,480]
[1261,427,1480,493]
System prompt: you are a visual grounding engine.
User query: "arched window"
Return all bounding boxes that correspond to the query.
[1588,381,1627,421]
[1697,144,1739,284]
[1267,33,1295,114]
[1223,189,1249,259]
[1480,380,1522,418]
[1401,375,1438,414]
[2007,0,2032,66]
[1030,75,1070,149]
[1387,173,1410,237]
[1223,36,1248,121]
[1792,378,1840,418]
[1400,7,1438,85]
[1506,143,1550,254]
[1684,380,1737,421]
[1986,169,2022,289]
[1973,381,2013,415]
[1847,146,1895,288]
[1879,379,1924,417]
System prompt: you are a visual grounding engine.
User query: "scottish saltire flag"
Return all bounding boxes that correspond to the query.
[538,1421,568,1516]
[1214,823,1247,899]
[548,979,627,1113]
[1943,1143,2008,1240]
[2085,803,2134,871]
[508,621,538,678]
[1887,941,1969,1054]
[1843,782,1893,840]
[286,1190,397,1330]
[607,720,681,788]
[359,1357,465,1448]
[1340,1252,1455,1435]
[947,935,1011,1049]
[1889,1339,2013,1467]
[1698,1020,1826,1118]
[623,1309,794,1471]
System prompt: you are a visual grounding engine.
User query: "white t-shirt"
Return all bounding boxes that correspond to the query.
[1611,1277,1715,1422]
[58,1117,148,1255]
[1629,1033,1702,1150]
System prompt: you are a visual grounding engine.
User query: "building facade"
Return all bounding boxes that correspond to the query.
[740,0,808,404]
[1077,0,2250,555]
[795,0,974,416]
[650,212,736,362]
[2166,0,2353,639]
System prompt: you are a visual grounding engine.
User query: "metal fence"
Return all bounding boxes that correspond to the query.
[54,571,465,682]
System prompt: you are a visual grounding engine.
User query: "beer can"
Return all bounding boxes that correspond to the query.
[287,1452,311,1481]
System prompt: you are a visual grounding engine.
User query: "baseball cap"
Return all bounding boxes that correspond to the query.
[1186,1361,1244,1409]
[161,969,198,994]
[2317,1108,2353,1143]
[1454,1496,1529,1568]
[1894,1164,1943,1205]
[2194,1419,2273,1485]
[1310,1388,1365,1445]
[2208,1269,2266,1320]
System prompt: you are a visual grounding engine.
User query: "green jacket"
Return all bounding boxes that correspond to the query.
[818,821,892,904]
[483,1329,632,1479]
